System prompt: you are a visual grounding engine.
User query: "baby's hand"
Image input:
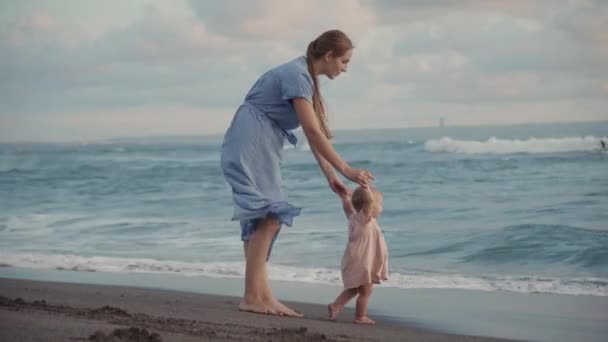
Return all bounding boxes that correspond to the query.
[344,167,374,188]
[329,177,351,197]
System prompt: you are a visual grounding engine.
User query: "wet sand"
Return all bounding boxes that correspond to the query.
[0,277,515,341]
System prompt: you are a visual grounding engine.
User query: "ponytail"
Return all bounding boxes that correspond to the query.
[304,30,353,140]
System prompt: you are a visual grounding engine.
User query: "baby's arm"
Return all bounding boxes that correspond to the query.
[341,193,356,219]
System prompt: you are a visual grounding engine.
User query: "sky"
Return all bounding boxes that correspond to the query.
[0,0,607,142]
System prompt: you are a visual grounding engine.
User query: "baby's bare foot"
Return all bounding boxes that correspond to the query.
[354,316,375,325]
[328,303,340,321]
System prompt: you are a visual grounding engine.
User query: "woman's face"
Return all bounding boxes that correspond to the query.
[324,49,352,79]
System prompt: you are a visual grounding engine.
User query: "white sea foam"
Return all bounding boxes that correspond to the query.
[425,136,606,154]
[2,252,606,297]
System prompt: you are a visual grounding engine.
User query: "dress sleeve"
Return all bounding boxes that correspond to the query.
[280,69,314,103]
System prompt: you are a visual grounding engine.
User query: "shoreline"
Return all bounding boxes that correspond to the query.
[0,276,512,342]
[1,267,607,341]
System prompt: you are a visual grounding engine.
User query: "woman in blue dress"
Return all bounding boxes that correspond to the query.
[221,29,374,317]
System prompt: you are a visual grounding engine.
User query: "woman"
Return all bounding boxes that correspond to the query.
[221,29,374,317]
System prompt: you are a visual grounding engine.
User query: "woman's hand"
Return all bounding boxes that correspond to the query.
[343,167,375,188]
[328,176,351,197]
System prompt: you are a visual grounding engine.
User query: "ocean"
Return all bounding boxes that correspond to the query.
[1,120,607,299]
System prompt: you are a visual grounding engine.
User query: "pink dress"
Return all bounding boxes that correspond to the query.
[341,211,389,289]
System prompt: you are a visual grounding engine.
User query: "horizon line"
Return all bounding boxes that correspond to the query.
[1,119,607,144]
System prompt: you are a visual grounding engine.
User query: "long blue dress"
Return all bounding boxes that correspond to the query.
[220,56,313,259]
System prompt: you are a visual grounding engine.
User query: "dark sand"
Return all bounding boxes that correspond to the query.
[0,277,517,341]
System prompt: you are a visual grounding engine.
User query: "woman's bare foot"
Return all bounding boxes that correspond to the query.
[239,298,302,317]
[354,316,375,325]
[239,300,277,315]
[328,303,340,321]
[269,298,303,317]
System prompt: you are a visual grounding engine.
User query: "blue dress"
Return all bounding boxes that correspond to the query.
[220,56,313,259]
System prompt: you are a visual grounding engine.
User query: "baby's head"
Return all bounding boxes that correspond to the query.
[351,186,383,218]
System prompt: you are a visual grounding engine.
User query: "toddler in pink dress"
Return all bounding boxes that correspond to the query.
[328,186,388,324]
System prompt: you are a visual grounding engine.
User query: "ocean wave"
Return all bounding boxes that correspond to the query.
[400,224,608,269]
[1,252,606,296]
[460,224,608,268]
[424,136,606,154]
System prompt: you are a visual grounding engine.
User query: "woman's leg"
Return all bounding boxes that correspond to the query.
[354,284,375,324]
[239,216,302,317]
[328,287,358,320]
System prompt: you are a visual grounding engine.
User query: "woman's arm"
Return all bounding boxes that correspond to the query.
[293,98,374,187]
[310,145,351,196]
[310,144,335,180]
[293,98,348,174]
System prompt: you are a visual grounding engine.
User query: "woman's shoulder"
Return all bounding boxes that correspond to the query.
[277,56,306,70]
[274,56,312,80]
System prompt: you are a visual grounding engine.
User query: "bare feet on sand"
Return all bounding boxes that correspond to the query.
[239,298,303,317]
[354,316,375,325]
[270,298,303,317]
[327,303,340,321]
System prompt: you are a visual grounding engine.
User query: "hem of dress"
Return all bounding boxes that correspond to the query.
[231,201,302,227]
[342,276,389,290]
[232,201,302,261]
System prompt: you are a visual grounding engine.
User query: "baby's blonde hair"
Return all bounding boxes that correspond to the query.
[351,186,379,212]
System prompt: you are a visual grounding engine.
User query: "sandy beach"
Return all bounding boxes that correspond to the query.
[0,277,516,342]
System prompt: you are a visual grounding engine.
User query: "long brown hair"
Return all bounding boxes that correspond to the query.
[306,30,353,139]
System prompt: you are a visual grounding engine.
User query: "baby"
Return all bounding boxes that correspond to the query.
[328,186,388,324]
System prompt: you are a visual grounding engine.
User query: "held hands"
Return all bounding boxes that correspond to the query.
[343,167,375,188]
[328,176,352,197]
[327,167,375,197]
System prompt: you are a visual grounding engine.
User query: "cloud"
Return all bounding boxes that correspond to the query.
[370,0,541,25]
[0,105,231,142]
[190,0,375,42]
[342,1,607,108]
[552,0,608,68]
[2,13,58,47]
[0,3,255,116]
[0,0,606,142]
[13,13,56,31]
